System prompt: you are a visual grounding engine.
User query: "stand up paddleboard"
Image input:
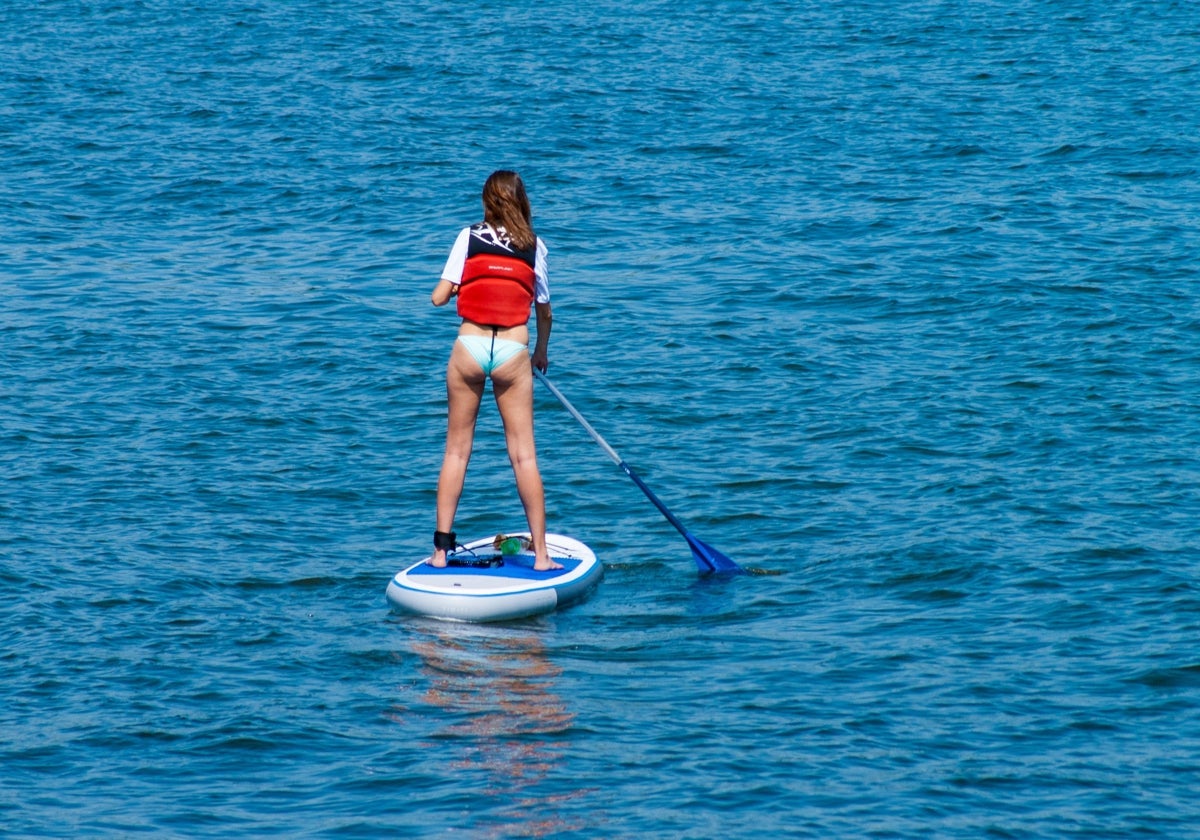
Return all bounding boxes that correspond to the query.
[386,532,602,622]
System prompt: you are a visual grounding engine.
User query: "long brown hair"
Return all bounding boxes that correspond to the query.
[481,170,536,250]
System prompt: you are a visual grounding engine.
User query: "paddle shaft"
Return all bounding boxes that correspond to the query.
[533,369,692,539]
[534,369,622,465]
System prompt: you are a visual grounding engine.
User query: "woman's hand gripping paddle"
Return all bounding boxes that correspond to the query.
[534,369,744,575]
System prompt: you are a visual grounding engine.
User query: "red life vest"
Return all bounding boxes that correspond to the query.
[456,224,537,328]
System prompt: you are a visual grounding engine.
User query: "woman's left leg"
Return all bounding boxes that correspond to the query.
[432,342,486,567]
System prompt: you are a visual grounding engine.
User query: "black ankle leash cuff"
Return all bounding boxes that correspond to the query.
[433,530,457,551]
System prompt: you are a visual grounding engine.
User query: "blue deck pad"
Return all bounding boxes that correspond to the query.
[410,553,582,580]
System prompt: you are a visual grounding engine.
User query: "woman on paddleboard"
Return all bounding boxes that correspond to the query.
[429,170,562,571]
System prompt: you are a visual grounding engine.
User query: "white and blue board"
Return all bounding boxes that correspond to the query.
[386,532,602,622]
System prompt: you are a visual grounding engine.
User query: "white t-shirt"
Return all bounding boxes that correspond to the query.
[440,224,550,304]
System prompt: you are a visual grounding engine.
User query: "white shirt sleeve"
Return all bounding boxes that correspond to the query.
[534,237,550,304]
[440,228,471,285]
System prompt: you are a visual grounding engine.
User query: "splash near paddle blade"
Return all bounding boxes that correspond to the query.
[687,533,744,575]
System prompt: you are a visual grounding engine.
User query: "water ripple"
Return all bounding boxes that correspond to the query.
[4,0,1200,837]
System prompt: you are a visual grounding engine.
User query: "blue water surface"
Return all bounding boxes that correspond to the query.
[3,1,1200,837]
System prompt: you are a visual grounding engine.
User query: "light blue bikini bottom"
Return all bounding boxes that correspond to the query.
[457,334,527,376]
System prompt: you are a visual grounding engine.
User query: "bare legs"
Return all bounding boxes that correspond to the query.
[432,342,562,570]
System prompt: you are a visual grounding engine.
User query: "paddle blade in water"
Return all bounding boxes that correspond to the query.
[686,533,744,575]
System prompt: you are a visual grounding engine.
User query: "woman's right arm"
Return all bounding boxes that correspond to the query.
[433,228,470,306]
[431,279,457,306]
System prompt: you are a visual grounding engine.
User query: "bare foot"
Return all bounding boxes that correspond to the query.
[429,548,448,568]
[533,556,563,571]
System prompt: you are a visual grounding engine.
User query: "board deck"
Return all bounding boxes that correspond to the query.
[385,532,602,622]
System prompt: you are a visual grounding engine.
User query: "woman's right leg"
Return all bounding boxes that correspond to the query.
[432,342,485,567]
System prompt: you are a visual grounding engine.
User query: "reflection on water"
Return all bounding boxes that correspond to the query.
[404,623,593,837]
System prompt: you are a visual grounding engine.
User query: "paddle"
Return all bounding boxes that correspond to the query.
[534,369,744,575]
